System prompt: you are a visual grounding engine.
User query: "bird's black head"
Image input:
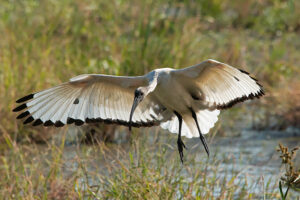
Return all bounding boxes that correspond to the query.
[134,88,145,101]
[129,88,147,131]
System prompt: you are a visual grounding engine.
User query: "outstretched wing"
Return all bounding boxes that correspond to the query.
[13,74,169,127]
[172,59,264,109]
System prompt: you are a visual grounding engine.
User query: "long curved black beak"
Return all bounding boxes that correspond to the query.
[129,96,141,131]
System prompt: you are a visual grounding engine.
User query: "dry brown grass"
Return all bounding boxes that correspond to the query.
[262,79,300,129]
[277,144,300,199]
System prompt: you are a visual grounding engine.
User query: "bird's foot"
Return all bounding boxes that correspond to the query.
[177,138,187,163]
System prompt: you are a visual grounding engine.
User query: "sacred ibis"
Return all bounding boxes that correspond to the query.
[13,59,264,162]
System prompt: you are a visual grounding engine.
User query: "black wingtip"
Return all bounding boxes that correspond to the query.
[32,119,43,126]
[55,121,65,127]
[67,117,75,124]
[17,111,30,119]
[75,120,84,126]
[23,116,34,124]
[44,120,54,127]
[16,94,34,103]
[217,87,265,110]
[13,103,27,112]
[238,68,250,75]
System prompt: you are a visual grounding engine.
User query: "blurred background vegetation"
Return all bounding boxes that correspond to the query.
[0,0,299,199]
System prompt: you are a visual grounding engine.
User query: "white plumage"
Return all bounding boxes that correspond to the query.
[13,59,264,162]
[160,109,220,138]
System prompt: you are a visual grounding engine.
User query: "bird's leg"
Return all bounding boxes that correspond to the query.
[174,111,186,163]
[190,108,210,157]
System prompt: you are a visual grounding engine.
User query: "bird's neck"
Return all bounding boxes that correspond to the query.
[146,71,159,93]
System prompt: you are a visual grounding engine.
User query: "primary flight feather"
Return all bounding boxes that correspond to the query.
[13,59,264,163]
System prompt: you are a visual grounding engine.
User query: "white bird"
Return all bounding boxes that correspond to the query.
[13,59,264,162]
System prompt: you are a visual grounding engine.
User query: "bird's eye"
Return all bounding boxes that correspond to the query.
[135,90,140,96]
[135,90,144,97]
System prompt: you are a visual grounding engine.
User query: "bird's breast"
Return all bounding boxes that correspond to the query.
[153,78,192,114]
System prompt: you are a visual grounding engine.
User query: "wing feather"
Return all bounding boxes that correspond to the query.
[49,91,73,123]
[14,74,169,127]
[172,59,264,109]
[160,109,220,138]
